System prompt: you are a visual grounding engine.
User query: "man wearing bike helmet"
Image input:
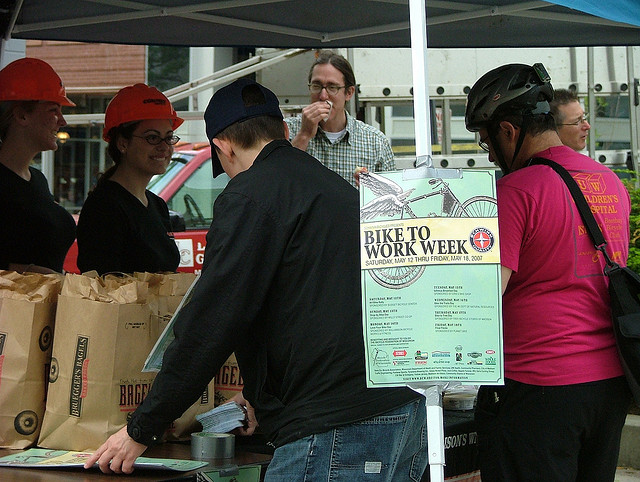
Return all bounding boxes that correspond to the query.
[466,63,631,481]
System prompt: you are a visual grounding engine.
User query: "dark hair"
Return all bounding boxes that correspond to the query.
[99,121,140,184]
[549,88,580,123]
[216,83,285,148]
[308,50,356,88]
[0,100,37,142]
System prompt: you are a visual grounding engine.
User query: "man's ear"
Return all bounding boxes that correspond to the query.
[212,137,233,159]
[498,120,518,140]
[344,85,356,101]
[283,121,290,140]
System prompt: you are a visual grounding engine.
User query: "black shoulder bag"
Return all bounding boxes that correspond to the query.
[531,157,640,403]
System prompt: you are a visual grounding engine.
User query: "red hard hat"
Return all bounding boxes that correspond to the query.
[0,57,75,106]
[103,83,184,141]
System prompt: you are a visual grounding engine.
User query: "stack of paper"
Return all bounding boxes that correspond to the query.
[0,448,207,471]
[196,402,246,433]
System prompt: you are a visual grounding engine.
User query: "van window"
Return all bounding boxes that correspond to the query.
[165,158,230,229]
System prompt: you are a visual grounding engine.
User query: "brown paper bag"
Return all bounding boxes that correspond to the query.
[0,271,63,448]
[134,272,197,341]
[135,272,216,441]
[38,273,157,451]
[215,353,244,406]
[163,379,215,441]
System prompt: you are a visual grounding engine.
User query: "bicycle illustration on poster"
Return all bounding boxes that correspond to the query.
[360,171,497,289]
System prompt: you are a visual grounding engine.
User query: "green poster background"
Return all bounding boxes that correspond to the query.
[360,169,504,387]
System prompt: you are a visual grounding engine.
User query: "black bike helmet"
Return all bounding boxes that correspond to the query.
[465,63,553,132]
[465,63,554,175]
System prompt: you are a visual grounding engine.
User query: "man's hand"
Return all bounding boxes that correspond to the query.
[291,100,333,151]
[227,392,258,437]
[354,166,369,187]
[301,100,332,132]
[83,425,147,474]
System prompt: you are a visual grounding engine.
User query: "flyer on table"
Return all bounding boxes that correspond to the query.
[359,169,504,387]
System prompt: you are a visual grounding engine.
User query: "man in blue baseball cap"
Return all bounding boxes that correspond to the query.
[86,78,427,481]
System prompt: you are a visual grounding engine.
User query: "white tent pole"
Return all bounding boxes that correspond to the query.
[409,2,445,481]
[410,0,433,167]
[426,386,446,482]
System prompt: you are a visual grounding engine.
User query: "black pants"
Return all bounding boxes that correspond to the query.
[475,377,631,482]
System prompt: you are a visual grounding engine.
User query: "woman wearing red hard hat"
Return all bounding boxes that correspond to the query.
[0,57,76,273]
[76,83,182,275]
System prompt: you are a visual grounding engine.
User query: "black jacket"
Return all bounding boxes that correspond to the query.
[128,140,419,447]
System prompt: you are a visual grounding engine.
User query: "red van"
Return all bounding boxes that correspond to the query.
[63,142,229,274]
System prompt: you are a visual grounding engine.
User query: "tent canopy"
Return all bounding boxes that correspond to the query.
[2,0,640,49]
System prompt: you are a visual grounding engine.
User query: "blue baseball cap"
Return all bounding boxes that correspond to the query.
[204,78,283,178]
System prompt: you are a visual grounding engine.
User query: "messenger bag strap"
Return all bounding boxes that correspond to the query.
[529,157,616,268]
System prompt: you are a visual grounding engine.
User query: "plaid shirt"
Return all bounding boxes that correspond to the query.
[285,112,395,188]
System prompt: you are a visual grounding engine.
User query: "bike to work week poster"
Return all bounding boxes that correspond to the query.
[359,169,503,388]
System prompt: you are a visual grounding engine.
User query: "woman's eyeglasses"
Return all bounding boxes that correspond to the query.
[132,134,180,146]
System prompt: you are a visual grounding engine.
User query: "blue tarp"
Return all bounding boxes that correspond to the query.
[550,0,640,27]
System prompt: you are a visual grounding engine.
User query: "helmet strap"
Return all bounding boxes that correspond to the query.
[490,116,530,176]
[511,116,530,171]
[487,126,510,175]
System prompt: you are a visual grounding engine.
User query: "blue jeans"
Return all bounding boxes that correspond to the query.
[264,397,427,482]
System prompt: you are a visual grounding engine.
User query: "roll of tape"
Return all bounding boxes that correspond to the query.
[191,432,235,460]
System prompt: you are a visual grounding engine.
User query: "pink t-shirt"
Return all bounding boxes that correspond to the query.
[498,145,630,385]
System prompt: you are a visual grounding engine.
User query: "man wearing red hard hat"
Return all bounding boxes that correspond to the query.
[0,57,76,274]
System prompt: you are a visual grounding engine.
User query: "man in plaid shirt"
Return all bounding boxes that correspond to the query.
[285,50,394,188]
